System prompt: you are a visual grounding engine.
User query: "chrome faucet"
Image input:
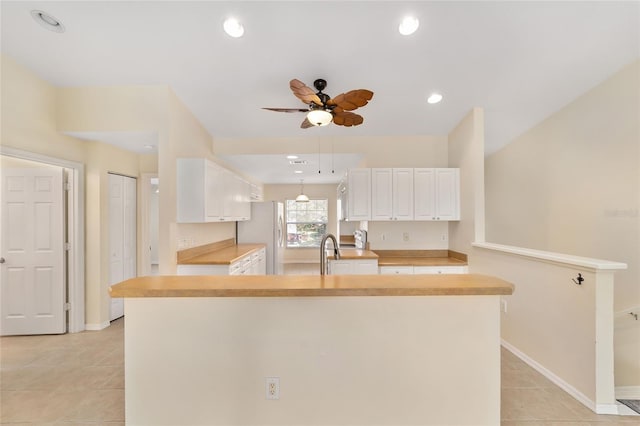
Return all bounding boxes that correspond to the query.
[320,233,340,275]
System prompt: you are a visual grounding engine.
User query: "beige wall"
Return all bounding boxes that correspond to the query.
[125,295,501,425]
[1,55,87,162]
[472,247,616,411]
[163,90,236,273]
[448,108,486,252]
[484,60,640,387]
[214,135,449,168]
[84,141,140,326]
[1,54,237,327]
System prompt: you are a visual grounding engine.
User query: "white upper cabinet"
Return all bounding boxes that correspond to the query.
[413,168,436,220]
[371,168,393,220]
[371,168,414,221]
[414,168,460,221]
[392,168,414,220]
[177,158,252,223]
[346,168,371,221]
[339,167,459,222]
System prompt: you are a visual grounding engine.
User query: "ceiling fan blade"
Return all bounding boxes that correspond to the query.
[262,107,308,113]
[333,111,364,127]
[327,89,374,111]
[300,117,314,129]
[290,79,323,106]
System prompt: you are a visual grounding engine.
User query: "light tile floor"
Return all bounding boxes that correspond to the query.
[1,263,637,425]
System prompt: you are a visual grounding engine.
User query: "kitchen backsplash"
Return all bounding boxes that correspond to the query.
[365,221,449,250]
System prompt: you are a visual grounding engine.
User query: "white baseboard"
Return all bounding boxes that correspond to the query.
[501,340,618,415]
[85,321,110,331]
[616,385,640,399]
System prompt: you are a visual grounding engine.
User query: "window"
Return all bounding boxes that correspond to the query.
[285,199,328,248]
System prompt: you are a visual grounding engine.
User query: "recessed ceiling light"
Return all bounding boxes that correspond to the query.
[31,10,65,33]
[398,16,419,36]
[286,155,299,160]
[223,17,244,38]
[427,93,443,104]
[294,170,303,174]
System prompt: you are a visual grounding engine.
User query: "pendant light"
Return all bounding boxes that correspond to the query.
[295,179,309,203]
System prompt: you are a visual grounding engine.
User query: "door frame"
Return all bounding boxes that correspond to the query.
[139,173,158,276]
[0,146,85,333]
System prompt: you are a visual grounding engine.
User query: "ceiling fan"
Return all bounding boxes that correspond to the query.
[263,79,374,128]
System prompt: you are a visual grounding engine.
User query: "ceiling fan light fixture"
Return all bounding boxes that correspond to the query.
[223,17,244,38]
[427,92,443,104]
[399,16,419,36]
[307,109,333,126]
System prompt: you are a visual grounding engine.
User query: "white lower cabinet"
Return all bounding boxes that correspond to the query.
[379,266,414,275]
[379,265,468,275]
[177,248,266,276]
[329,259,378,275]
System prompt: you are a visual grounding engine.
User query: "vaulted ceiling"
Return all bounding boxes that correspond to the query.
[2,1,638,183]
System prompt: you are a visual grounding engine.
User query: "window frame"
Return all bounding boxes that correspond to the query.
[285,199,329,248]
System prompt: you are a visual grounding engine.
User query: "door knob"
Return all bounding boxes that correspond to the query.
[0,257,5,264]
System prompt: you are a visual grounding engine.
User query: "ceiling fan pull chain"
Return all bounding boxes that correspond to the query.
[318,140,321,174]
[331,141,335,174]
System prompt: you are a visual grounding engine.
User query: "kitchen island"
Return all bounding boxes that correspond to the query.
[110,274,513,425]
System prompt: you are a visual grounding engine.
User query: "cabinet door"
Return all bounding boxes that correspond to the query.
[239,179,251,221]
[347,169,371,221]
[435,168,460,221]
[177,158,206,223]
[205,161,224,221]
[414,168,435,220]
[392,168,414,220]
[371,168,393,221]
[329,260,352,275]
[413,266,468,274]
[379,266,414,275]
[352,260,379,275]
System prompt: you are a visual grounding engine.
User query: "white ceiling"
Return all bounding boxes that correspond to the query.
[2,1,638,183]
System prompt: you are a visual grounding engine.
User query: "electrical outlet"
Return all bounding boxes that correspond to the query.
[381,233,386,241]
[266,377,280,400]
[441,235,447,241]
[403,232,409,241]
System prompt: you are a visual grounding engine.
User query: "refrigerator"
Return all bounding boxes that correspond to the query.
[237,201,284,275]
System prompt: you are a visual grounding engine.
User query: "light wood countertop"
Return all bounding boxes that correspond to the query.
[375,249,468,267]
[177,243,266,265]
[110,274,513,298]
[377,257,467,267]
[330,248,379,260]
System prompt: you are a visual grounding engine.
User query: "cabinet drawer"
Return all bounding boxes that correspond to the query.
[413,266,468,274]
[379,266,414,275]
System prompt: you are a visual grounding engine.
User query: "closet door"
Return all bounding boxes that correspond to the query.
[109,174,136,321]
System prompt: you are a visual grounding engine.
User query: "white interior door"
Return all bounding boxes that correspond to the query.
[1,166,65,335]
[109,173,136,321]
